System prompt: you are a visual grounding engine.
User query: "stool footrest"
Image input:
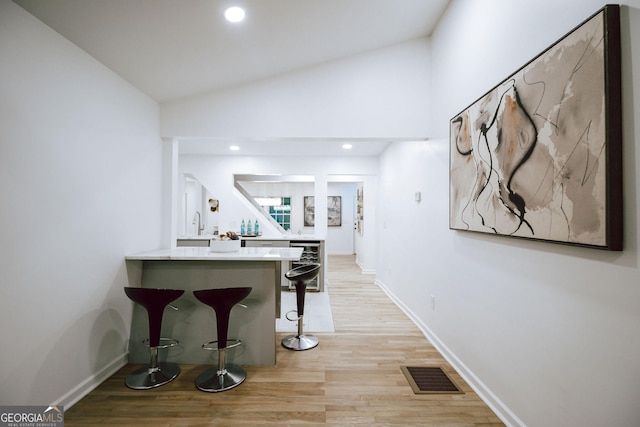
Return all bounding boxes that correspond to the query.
[285,310,301,322]
[202,339,242,351]
[142,337,179,349]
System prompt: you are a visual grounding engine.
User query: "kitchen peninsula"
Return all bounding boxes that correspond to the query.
[177,235,326,291]
[125,246,302,366]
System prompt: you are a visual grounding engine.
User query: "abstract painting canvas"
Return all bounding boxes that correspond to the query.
[304,196,342,227]
[327,196,342,227]
[449,5,622,250]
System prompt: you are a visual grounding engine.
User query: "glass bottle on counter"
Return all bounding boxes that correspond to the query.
[240,219,245,234]
[254,219,259,235]
[247,219,253,235]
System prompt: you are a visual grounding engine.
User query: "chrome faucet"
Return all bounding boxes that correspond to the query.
[192,211,204,235]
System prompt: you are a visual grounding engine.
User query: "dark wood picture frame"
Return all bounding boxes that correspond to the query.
[449,4,622,250]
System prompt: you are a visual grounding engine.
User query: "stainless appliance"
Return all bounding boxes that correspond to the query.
[289,241,323,291]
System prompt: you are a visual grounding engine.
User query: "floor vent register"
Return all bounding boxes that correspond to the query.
[401,366,464,394]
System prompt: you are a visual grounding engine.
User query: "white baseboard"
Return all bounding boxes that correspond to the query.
[374,279,525,427]
[355,258,376,275]
[54,352,128,410]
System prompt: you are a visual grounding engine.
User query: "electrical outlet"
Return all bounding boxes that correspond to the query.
[430,294,436,310]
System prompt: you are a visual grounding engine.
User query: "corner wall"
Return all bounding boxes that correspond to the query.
[0,0,163,407]
[376,1,640,426]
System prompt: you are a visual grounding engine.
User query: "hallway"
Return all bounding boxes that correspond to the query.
[64,255,503,426]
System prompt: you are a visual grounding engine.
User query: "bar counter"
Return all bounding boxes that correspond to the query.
[125,246,302,366]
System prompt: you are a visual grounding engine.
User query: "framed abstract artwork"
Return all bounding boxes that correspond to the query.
[303,196,315,227]
[449,5,622,250]
[304,196,342,227]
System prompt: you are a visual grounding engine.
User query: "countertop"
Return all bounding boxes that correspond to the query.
[177,234,325,241]
[126,246,303,261]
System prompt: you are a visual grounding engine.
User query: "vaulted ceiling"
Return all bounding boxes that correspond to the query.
[14,0,449,155]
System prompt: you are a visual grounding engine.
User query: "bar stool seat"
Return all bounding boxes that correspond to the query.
[124,287,184,389]
[281,263,321,351]
[193,287,252,392]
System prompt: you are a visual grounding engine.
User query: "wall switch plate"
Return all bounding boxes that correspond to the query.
[430,294,436,310]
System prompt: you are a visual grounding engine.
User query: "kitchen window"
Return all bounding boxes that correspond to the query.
[255,196,291,230]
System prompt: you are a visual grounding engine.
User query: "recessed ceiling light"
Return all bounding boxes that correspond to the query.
[224,6,245,23]
[342,143,353,150]
[229,145,240,151]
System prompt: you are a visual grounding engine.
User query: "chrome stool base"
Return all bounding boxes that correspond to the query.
[125,362,180,390]
[282,264,321,352]
[195,364,247,392]
[281,334,319,351]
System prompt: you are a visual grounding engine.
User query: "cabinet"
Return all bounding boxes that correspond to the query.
[243,239,290,248]
[177,238,209,247]
[244,239,290,288]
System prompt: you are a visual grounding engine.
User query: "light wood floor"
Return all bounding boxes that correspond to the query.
[65,255,504,426]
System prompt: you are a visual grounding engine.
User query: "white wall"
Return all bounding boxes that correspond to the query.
[161,38,431,139]
[229,180,356,253]
[236,180,316,235]
[0,0,163,407]
[353,176,377,272]
[164,40,428,273]
[326,182,357,255]
[376,1,640,426]
[7,1,635,423]
[178,154,377,272]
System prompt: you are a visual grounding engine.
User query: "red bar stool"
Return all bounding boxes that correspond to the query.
[123,287,184,389]
[281,263,321,351]
[193,287,252,392]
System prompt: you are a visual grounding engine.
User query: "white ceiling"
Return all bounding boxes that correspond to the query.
[13,0,448,156]
[179,137,410,157]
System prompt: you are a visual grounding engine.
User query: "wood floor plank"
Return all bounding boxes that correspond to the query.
[64,255,503,426]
